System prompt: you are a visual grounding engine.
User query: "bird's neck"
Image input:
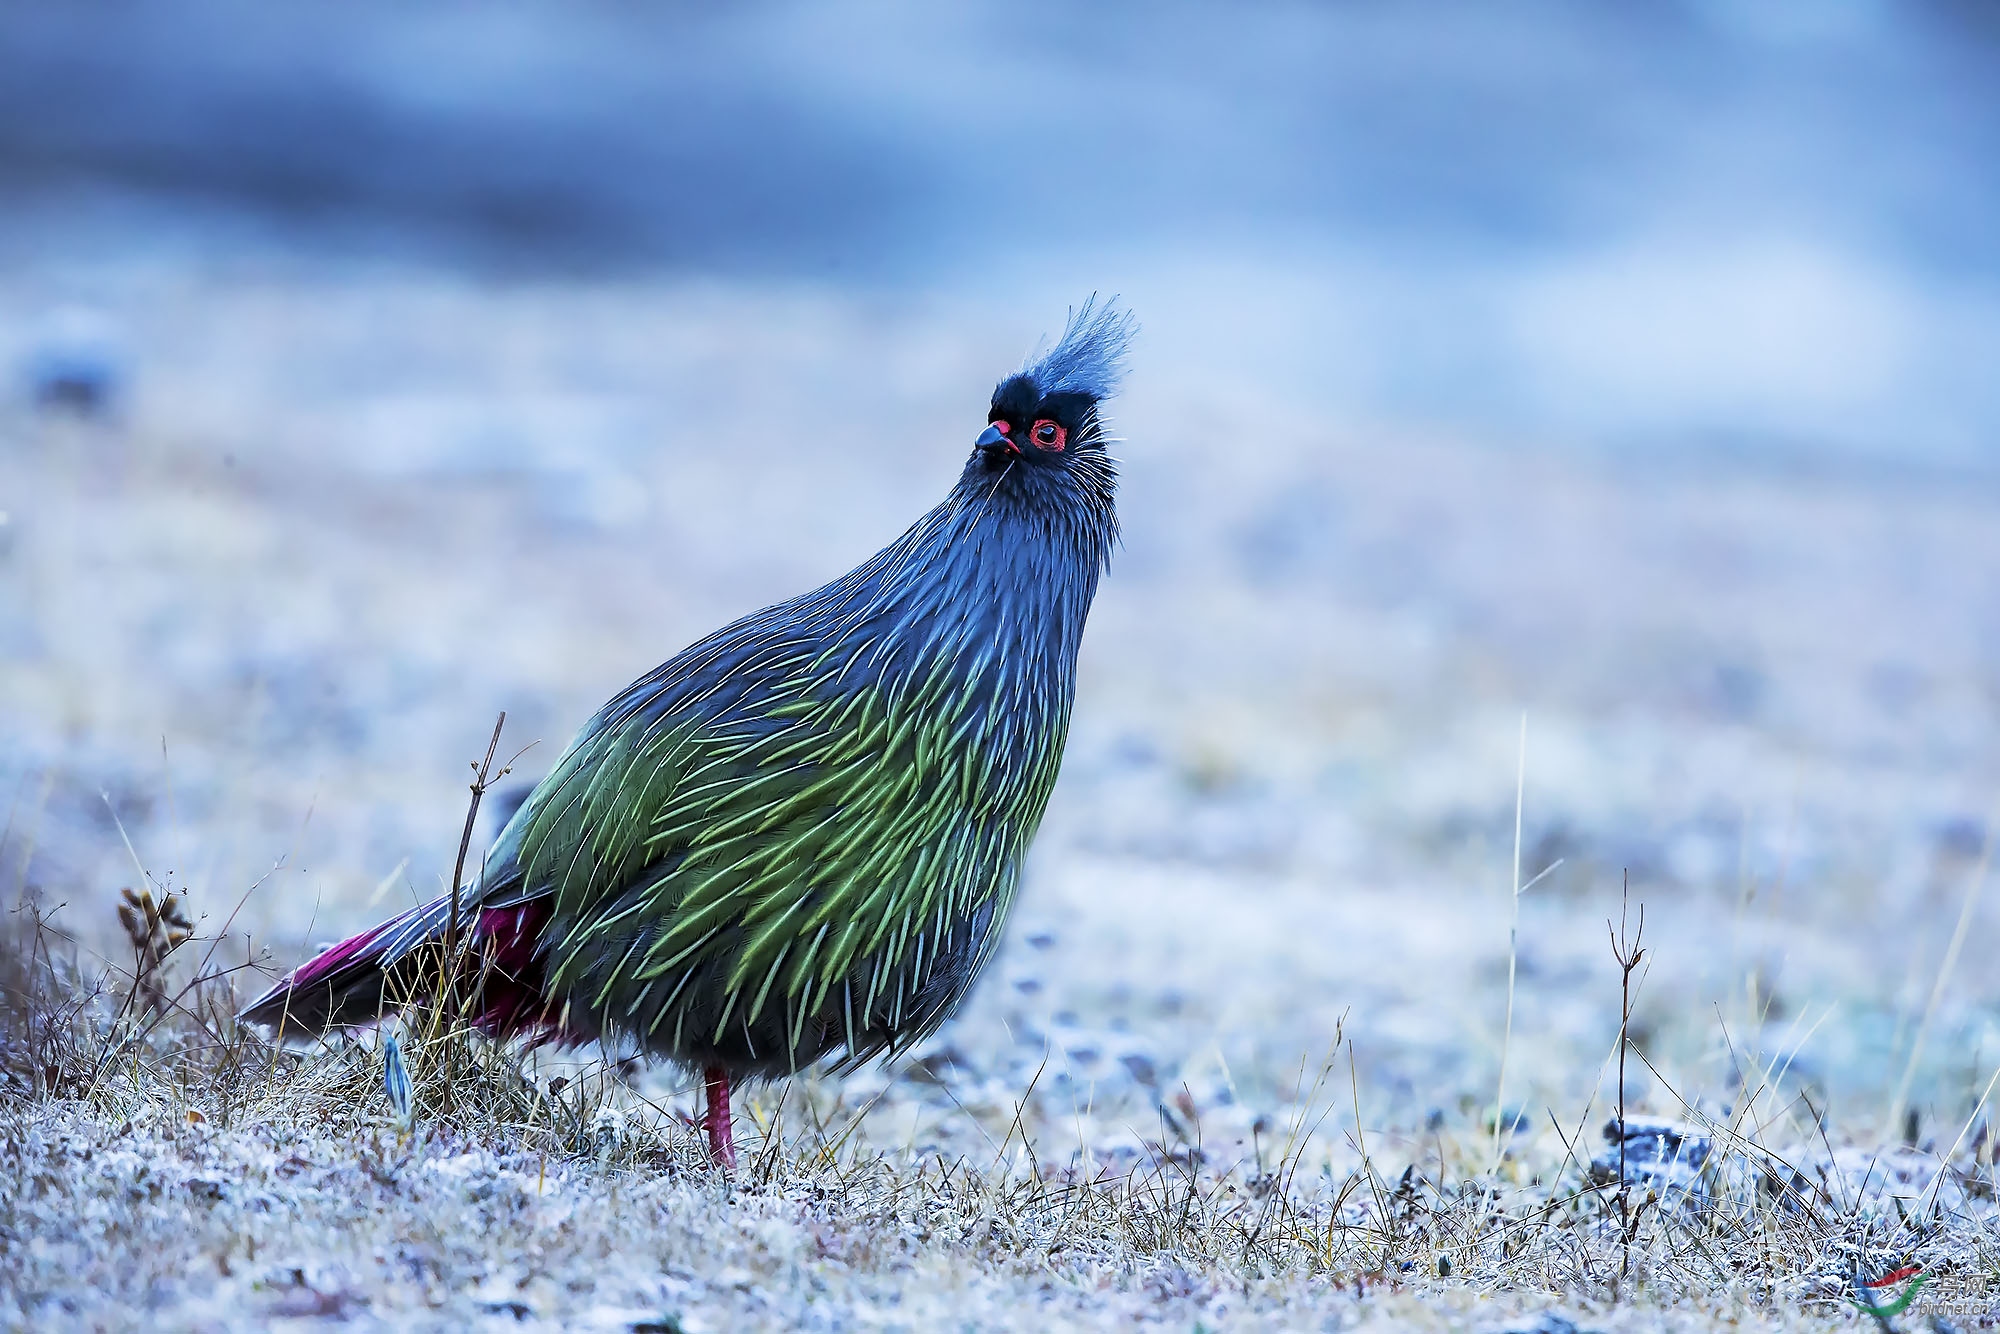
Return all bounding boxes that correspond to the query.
[948,448,1120,584]
[946,456,1116,647]
[846,454,1118,700]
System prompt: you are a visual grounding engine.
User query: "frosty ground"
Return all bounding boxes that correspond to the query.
[4,266,2000,1330]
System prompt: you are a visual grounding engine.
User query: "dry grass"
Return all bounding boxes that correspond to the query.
[6,877,1998,1332]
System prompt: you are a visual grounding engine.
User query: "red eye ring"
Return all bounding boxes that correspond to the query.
[1031,419,1066,451]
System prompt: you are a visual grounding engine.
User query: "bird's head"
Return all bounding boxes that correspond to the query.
[973,298,1135,475]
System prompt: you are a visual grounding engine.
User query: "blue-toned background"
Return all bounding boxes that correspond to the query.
[8,2,1996,464]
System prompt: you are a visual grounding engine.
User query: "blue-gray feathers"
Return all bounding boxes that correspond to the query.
[1019,296,1137,401]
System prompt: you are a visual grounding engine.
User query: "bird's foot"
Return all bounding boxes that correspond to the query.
[703,1064,737,1171]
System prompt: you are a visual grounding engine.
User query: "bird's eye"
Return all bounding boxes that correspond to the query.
[1031,419,1066,451]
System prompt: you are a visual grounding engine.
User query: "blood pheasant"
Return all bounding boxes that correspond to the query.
[242,300,1135,1167]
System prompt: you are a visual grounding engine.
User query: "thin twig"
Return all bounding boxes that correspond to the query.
[442,712,507,987]
[1492,712,1528,1171]
[1608,869,1646,1278]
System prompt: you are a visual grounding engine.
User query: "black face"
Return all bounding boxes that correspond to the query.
[976,374,1096,466]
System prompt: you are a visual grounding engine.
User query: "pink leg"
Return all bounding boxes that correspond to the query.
[703,1064,737,1170]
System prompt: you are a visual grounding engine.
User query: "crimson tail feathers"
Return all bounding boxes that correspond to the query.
[238,894,559,1041]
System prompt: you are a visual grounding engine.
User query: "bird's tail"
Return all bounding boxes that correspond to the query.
[238,894,559,1040]
[238,895,456,1036]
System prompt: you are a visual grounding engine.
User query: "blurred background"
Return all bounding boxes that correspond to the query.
[4,1,1998,1155]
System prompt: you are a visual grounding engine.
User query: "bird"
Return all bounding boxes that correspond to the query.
[240,299,1136,1168]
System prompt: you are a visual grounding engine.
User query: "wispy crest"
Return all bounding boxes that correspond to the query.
[1022,296,1137,400]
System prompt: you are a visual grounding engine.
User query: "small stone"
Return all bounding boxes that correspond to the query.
[480,1299,534,1321]
[1494,1315,1580,1334]
[1590,1117,1711,1207]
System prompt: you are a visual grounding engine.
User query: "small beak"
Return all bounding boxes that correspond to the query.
[976,423,1019,457]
